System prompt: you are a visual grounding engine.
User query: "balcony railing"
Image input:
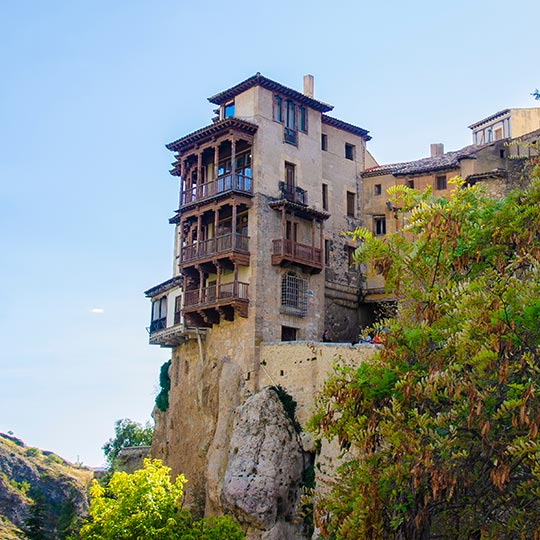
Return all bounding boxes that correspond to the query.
[181,233,250,264]
[272,239,323,270]
[149,317,166,333]
[180,173,252,207]
[278,182,308,206]
[183,280,249,309]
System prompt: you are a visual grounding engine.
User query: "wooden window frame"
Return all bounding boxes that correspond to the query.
[322,183,328,210]
[346,191,355,217]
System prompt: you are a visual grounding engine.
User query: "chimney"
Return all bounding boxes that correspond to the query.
[303,74,314,98]
[431,143,444,157]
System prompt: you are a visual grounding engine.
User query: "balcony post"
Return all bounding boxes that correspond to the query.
[232,201,238,249]
[214,208,219,254]
[230,135,236,189]
[234,263,238,296]
[197,267,204,305]
[216,263,222,299]
[196,151,202,199]
[213,144,219,181]
[196,215,202,257]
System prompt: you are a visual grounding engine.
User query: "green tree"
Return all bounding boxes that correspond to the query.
[311,173,540,539]
[80,459,244,540]
[102,418,153,469]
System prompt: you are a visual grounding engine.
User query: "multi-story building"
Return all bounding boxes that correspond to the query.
[469,108,540,144]
[145,73,371,382]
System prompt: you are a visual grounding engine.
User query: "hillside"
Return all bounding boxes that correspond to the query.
[0,433,93,539]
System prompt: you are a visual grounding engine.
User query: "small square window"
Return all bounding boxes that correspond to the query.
[407,179,414,189]
[322,183,328,210]
[321,133,328,151]
[346,191,355,217]
[374,184,382,196]
[374,216,386,235]
[345,143,355,160]
[436,176,447,190]
[224,102,235,118]
[281,326,297,342]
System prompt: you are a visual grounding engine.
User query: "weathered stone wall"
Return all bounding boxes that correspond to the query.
[258,342,378,426]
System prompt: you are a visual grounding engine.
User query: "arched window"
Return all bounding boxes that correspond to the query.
[281,272,307,316]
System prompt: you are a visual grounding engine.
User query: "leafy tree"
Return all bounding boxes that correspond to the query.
[23,493,49,540]
[80,459,244,540]
[155,360,172,412]
[533,89,540,100]
[102,418,153,469]
[311,173,540,539]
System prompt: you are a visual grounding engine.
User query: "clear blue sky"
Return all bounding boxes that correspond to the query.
[1,0,538,467]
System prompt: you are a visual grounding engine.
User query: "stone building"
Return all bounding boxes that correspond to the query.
[359,108,540,320]
[145,72,371,363]
[144,74,373,537]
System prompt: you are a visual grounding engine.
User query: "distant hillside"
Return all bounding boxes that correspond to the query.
[0,433,93,539]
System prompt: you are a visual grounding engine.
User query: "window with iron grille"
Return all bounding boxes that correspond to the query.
[281,272,308,316]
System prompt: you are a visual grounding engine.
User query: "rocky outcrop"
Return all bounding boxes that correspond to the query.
[222,388,305,538]
[0,433,92,538]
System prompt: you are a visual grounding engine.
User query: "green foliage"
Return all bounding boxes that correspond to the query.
[272,385,301,433]
[155,360,172,412]
[102,418,153,469]
[80,459,244,540]
[313,175,540,539]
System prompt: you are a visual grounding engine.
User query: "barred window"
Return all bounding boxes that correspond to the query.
[281,272,308,317]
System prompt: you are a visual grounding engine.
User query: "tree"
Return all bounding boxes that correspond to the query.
[102,418,153,469]
[80,459,244,540]
[311,173,540,539]
[533,89,540,100]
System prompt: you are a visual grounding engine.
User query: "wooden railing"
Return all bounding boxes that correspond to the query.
[181,234,249,263]
[180,174,252,207]
[272,239,322,266]
[183,281,249,309]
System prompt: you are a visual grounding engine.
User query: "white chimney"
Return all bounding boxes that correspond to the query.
[303,74,314,98]
[431,143,444,157]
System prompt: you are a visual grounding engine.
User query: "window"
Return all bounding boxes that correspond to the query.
[273,95,283,122]
[346,191,355,217]
[150,296,167,332]
[281,326,298,342]
[274,94,307,145]
[436,175,447,190]
[285,162,296,192]
[345,143,355,160]
[224,102,235,118]
[374,184,382,196]
[494,128,503,141]
[407,179,415,189]
[324,239,331,266]
[500,149,505,159]
[374,216,386,235]
[487,129,493,143]
[298,106,307,133]
[174,295,182,324]
[281,272,308,316]
[321,133,328,151]
[322,183,328,210]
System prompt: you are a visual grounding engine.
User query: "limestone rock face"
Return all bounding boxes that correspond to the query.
[222,387,304,535]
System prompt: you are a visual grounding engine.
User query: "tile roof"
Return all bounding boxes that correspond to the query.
[362,145,489,178]
[322,114,371,140]
[144,276,183,298]
[166,117,258,152]
[468,109,510,130]
[207,73,334,113]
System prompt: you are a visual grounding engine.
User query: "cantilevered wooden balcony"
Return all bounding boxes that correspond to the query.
[183,280,249,325]
[181,233,250,268]
[181,174,252,208]
[272,238,323,273]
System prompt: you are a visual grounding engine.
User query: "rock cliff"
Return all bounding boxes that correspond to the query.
[0,433,92,539]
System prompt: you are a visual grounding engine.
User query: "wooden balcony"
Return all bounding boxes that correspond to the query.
[183,280,249,325]
[180,174,252,208]
[278,182,308,206]
[181,233,250,267]
[271,239,323,273]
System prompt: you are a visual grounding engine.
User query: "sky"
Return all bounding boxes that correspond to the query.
[0,0,538,467]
